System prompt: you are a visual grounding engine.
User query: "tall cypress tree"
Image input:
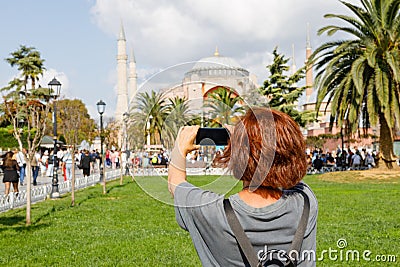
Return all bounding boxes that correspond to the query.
[259,47,315,127]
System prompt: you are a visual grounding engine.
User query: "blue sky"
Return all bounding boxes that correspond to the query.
[0,0,352,121]
[0,0,115,119]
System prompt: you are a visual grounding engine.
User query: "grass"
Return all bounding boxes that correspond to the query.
[0,172,399,266]
[306,173,400,266]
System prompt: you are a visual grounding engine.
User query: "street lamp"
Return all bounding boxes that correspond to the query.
[97,100,106,181]
[123,112,129,175]
[48,77,62,198]
[123,112,129,151]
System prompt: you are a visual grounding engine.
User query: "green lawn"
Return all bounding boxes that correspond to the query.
[0,173,399,266]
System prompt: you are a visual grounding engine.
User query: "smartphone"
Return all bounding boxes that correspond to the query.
[196,128,229,146]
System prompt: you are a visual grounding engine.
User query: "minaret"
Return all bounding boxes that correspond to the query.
[292,44,299,110]
[115,22,128,122]
[291,44,297,75]
[128,46,137,105]
[305,23,313,103]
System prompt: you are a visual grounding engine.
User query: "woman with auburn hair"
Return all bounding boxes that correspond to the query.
[1,151,20,195]
[168,107,318,267]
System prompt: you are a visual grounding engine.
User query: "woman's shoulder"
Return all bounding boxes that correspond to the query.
[285,181,315,196]
[283,182,318,210]
[174,182,224,208]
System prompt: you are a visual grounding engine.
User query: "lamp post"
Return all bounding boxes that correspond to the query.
[97,100,106,181]
[48,77,62,199]
[123,112,129,176]
[123,112,129,151]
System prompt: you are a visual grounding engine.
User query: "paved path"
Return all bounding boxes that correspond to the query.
[0,167,103,195]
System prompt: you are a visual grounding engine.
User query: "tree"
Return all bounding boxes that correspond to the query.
[204,87,245,127]
[1,45,49,225]
[127,121,146,151]
[5,45,45,92]
[259,47,315,127]
[56,99,97,145]
[310,0,400,168]
[103,117,120,150]
[162,96,192,149]
[130,91,167,146]
[55,98,96,205]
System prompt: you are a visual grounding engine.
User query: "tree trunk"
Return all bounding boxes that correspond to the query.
[103,153,107,194]
[25,161,32,226]
[119,153,123,185]
[71,146,76,207]
[379,113,397,169]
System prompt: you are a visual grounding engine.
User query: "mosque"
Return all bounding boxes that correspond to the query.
[114,23,333,148]
[161,47,259,108]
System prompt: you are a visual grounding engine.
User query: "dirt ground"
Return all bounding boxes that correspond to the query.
[317,167,400,184]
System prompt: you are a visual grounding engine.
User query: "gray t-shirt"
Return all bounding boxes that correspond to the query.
[174,182,318,266]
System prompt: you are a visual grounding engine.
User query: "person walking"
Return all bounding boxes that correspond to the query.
[110,150,116,169]
[105,149,111,168]
[1,151,20,195]
[75,150,82,170]
[15,148,27,186]
[80,150,92,177]
[40,150,49,176]
[46,150,54,177]
[31,150,40,186]
[62,149,73,180]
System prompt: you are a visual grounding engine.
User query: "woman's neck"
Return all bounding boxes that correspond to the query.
[238,182,282,208]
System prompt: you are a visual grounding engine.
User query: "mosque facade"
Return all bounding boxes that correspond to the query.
[161,47,259,110]
[115,23,335,150]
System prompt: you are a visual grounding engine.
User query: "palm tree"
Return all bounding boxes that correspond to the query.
[204,87,245,126]
[131,90,167,145]
[5,45,45,91]
[162,96,191,148]
[1,45,50,225]
[311,0,400,168]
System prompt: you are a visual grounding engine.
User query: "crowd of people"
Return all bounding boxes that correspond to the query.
[307,147,379,173]
[2,142,392,196]
[0,148,98,194]
[0,146,174,195]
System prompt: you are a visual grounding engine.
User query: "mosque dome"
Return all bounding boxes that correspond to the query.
[192,55,243,70]
[185,47,249,78]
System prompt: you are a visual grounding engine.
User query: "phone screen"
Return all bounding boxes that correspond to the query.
[195,128,229,146]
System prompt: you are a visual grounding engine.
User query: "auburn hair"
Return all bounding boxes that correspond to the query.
[214,108,307,189]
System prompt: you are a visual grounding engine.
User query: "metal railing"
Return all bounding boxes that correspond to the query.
[0,169,121,213]
[129,166,227,176]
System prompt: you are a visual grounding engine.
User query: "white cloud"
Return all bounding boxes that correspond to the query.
[90,0,354,86]
[237,50,274,86]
